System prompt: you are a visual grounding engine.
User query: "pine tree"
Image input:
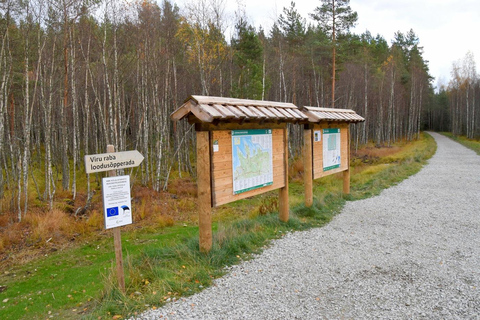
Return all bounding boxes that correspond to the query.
[311,0,357,107]
[231,19,265,100]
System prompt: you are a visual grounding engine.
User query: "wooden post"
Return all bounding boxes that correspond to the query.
[279,127,289,222]
[107,144,125,294]
[304,128,313,207]
[343,127,351,194]
[197,131,212,252]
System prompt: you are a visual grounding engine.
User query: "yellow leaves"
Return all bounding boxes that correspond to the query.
[176,17,227,71]
[382,55,395,68]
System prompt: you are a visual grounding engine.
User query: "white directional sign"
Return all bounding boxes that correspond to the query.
[84,150,144,173]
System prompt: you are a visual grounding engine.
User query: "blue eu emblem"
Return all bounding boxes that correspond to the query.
[107,207,119,217]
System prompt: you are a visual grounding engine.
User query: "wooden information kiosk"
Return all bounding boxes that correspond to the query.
[301,106,365,207]
[171,96,308,252]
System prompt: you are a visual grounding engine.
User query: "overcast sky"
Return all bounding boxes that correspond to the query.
[174,0,480,89]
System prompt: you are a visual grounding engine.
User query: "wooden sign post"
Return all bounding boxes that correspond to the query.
[343,128,351,194]
[107,145,125,293]
[304,128,313,207]
[84,146,144,292]
[196,131,213,252]
[300,107,365,208]
[171,96,307,252]
[278,127,289,222]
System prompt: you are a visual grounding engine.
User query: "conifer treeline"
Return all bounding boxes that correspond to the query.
[0,0,472,218]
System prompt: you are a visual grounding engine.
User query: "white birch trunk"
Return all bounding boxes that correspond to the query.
[363,62,368,144]
[84,37,92,207]
[46,51,55,209]
[103,19,115,146]
[0,28,10,201]
[70,28,77,200]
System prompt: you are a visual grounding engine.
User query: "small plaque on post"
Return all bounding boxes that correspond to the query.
[102,175,132,229]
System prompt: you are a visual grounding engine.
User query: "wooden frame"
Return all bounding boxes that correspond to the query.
[195,125,289,252]
[172,96,306,252]
[301,106,364,208]
[210,127,286,207]
[311,123,350,180]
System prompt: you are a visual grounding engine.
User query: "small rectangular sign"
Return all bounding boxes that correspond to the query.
[102,175,132,229]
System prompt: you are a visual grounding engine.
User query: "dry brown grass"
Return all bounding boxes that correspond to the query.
[352,144,403,166]
[0,179,196,266]
[26,209,79,244]
[289,158,304,182]
[167,178,197,197]
[0,213,26,253]
[0,209,85,263]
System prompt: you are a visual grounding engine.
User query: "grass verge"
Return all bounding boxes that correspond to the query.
[0,132,437,320]
[441,132,480,155]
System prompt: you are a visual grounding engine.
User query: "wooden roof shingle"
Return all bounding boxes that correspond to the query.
[300,106,365,123]
[171,95,309,123]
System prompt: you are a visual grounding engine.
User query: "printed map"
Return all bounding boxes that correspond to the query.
[323,128,341,171]
[232,129,273,195]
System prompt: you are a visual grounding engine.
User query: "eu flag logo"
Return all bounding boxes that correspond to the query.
[107,207,119,217]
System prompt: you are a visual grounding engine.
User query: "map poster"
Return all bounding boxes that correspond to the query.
[323,128,341,171]
[232,129,273,195]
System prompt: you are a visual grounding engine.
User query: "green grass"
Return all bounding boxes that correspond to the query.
[441,132,480,155]
[0,226,199,320]
[0,132,437,320]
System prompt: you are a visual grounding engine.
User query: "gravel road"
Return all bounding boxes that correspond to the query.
[132,132,480,319]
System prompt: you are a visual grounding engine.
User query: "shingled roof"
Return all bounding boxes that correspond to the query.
[171,95,308,123]
[300,106,365,123]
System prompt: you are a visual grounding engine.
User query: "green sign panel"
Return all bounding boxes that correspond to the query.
[323,128,341,171]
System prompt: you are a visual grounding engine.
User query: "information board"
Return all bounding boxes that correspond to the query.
[323,128,341,171]
[231,129,273,195]
[102,175,132,229]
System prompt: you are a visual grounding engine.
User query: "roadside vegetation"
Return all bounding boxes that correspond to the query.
[0,133,436,320]
[442,133,480,155]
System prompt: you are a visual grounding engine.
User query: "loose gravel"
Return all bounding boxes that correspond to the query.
[132,132,480,319]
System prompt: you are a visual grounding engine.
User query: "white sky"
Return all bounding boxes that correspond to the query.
[173,0,480,89]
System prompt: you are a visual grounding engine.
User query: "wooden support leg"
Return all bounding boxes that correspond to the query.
[343,169,350,194]
[343,127,351,195]
[279,128,289,222]
[304,129,313,207]
[197,131,212,252]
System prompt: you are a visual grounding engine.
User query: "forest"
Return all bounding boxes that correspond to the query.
[0,0,478,221]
